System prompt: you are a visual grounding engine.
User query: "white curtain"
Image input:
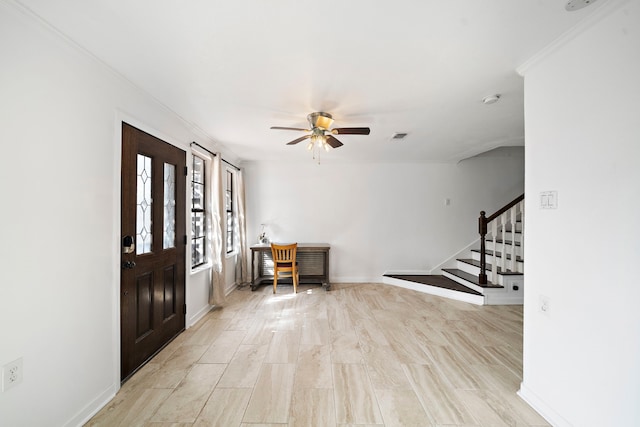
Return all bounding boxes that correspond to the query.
[207,155,226,306]
[236,170,249,286]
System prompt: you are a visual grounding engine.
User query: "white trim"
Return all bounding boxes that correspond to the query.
[332,275,380,283]
[429,238,480,274]
[6,0,222,149]
[190,262,212,275]
[383,269,432,276]
[484,293,524,305]
[191,145,213,161]
[518,382,574,427]
[111,111,193,402]
[382,276,485,305]
[187,304,213,329]
[110,111,124,405]
[64,382,117,427]
[517,0,629,76]
[441,270,485,294]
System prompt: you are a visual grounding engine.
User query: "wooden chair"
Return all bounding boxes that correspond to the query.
[270,243,299,294]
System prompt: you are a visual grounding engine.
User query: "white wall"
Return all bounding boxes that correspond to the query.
[0,3,231,425]
[243,147,524,283]
[518,1,640,426]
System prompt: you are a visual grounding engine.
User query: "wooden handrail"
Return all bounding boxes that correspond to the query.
[486,193,524,223]
[478,194,524,284]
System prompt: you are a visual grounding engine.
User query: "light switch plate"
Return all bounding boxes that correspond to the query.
[540,191,557,209]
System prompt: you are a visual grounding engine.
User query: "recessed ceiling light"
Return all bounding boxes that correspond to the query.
[482,94,501,105]
[565,0,598,11]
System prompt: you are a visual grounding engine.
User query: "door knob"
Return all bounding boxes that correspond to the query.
[122,261,136,269]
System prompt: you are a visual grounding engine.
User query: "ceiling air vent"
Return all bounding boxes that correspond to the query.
[391,132,408,140]
[565,0,598,11]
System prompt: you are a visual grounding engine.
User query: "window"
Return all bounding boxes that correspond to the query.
[225,169,234,254]
[191,155,206,268]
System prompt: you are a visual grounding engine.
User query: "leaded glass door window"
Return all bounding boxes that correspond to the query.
[121,123,186,381]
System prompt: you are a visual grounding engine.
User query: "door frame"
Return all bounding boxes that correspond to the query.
[110,113,191,391]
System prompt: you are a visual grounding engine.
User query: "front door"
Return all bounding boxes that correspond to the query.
[120,123,186,381]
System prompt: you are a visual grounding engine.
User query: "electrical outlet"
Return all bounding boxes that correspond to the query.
[2,358,23,392]
[539,295,551,316]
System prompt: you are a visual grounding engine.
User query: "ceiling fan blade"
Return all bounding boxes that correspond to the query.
[326,135,344,148]
[332,127,370,135]
[271,126,309,131]
[286,135,311,145]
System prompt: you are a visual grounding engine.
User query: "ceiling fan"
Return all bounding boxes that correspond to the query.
[270,112,370,152]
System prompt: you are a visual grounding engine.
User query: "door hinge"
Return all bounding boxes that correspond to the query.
[184,166,188,176]
[184,235,187,245]
[183,304,187,315]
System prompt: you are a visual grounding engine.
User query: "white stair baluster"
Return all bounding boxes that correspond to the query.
[510,205,517,272]
[519,201,525,273]
[500,212,508,275]
[491,219,498,282]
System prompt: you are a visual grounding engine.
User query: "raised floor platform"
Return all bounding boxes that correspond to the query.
[382,274,485,305]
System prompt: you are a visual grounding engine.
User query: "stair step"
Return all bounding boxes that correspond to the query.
[458,258,523,275]
[383,274,482,296]
[442,268,503,288]
[471,249,524,263]
[485,238,521,247]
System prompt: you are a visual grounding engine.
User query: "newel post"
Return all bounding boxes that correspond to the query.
[478,211,488,285]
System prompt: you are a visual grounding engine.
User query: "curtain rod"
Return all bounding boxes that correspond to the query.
[190,141,240,171]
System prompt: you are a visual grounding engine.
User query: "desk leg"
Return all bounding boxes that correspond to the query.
[323,251,330,291]
[250,250,257,291]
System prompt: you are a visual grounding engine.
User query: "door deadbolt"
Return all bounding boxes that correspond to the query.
[122,235,135,254]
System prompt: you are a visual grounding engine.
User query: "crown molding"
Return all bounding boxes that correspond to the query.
[517,0,631,76]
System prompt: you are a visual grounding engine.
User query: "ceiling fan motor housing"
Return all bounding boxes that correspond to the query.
[307,112,334,130]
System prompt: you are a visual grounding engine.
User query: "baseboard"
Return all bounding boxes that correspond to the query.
[484,293,524,305]
[429,238,480,274]
[187,303,213,328]
[518,382,573,427]
[383,269,432,276]
[64,382,117,427]
[331,275,381,283]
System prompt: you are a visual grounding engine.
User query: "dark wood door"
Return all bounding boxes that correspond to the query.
[121,123,186,381]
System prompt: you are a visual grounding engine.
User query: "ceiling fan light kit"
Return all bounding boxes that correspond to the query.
[270,112,371,164]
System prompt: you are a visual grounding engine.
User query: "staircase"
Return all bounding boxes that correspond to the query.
[383,194,524,305]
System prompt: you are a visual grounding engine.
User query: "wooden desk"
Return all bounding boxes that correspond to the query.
[250,243,331,291]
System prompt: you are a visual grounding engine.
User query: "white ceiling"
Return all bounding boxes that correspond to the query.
[15,0,604,163]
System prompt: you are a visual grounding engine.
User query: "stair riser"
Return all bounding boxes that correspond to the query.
[486,232,522,243]
[456,260,523,278]
[484,240,523,255]
[382,276,485,305]
[471,250,523,261]
[493,223,523,233]
[455,262,498,283]
[470,252,524,269]
[442,270,489,293]
[443,269,512,290]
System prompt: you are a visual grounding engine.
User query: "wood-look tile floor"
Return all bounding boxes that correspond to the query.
[87,283,549,427]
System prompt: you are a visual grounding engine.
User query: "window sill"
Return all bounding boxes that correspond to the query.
[191,262,212,275]
[225,251,237,259]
